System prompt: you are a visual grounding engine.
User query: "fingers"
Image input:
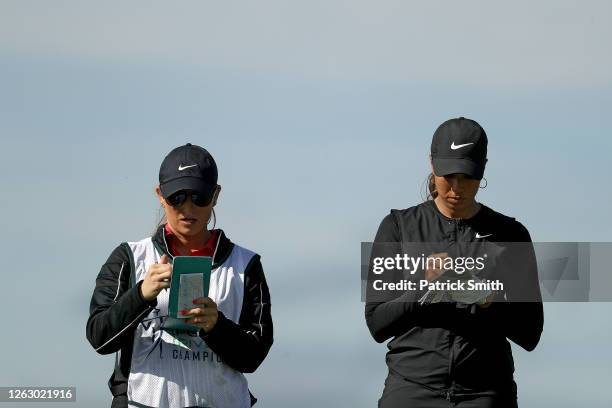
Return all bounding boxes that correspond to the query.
[175,296,219,333]
[426,269,445,282]
[147,271,171,290]
[145,279,170,294]
[180,306,217,317]
[180,297,218,322]
[141,263,171,300]
[153,269,172,282]
[429,252,449,264]
[148,263,172,281]
[185,317,214,330]
[191,297,216,307]
[150,262,172,274]
[155,280,171,290]
[426,252,450,282]
[140,259,173,301]
[184,311,218,333]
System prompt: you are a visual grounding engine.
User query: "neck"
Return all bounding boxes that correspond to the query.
[170,228,212,254]
[434,197,481,220]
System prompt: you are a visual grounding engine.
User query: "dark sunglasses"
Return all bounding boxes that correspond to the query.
[166,190,213,207]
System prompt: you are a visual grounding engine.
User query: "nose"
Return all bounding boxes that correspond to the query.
[174,195,195,211]
[182,196,195,209]
[447,175,464,193]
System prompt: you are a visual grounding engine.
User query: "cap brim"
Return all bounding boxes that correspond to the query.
[432,157,484,180]
[160,177,216,199]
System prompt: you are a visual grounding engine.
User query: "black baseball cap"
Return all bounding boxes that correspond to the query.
[430,117,488,180]
[159,143,218,199]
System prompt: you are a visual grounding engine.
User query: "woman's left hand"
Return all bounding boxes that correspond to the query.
[477,292,498,309]
[181,297,219,333]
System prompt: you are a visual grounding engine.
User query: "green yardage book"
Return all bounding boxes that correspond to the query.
[162,256,212,332]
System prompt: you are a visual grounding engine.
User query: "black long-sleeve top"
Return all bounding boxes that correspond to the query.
[86,226,273,406]
[365,200,543,398]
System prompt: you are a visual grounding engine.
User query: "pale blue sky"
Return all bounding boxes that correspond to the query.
[1,1,611,407]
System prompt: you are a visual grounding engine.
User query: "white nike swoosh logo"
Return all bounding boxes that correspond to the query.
[451,142,474,150]
[178,164,198,171]
[475,233,493,239]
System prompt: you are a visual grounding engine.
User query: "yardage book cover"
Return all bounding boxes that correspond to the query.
[162,256,212,332]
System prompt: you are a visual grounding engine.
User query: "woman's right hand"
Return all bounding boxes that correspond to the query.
[425,252,450,282]
[140,254,172,301]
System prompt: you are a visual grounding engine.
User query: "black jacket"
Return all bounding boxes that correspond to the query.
[86,226,273,407]
[365,200,543,400]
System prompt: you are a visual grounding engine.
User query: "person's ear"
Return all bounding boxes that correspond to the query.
[155,186,166,207]
[211,185,221,207]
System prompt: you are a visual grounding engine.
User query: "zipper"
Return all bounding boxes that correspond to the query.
[452,219,459,242]
[449,219,462,400]
[455,218,465,241]
[445,389,454,401]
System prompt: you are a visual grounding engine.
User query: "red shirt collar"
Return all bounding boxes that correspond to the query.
[164,223,218,257]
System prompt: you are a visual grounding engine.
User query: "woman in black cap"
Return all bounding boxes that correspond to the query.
[365,118,543,407]
[87,143,273,408]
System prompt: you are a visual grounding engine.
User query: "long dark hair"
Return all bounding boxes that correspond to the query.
[422,173,438,201]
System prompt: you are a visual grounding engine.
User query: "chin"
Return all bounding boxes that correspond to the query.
[176,222,205,236]
[445,199,464,209]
